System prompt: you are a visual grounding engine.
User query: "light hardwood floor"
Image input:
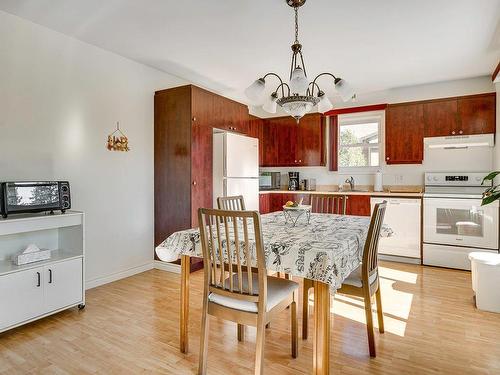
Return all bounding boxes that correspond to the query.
[1,262,500,374]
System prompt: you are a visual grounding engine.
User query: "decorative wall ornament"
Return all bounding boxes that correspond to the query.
[107,122,130,152]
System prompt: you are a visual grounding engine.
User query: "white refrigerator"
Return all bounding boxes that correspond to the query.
[213,132,259,210]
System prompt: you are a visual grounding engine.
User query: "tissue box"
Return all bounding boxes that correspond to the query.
[13,249,52,265]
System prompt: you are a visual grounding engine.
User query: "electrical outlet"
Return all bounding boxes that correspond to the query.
[395,175,404,184]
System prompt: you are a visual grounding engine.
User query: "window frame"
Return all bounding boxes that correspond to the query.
[337,111,384,173]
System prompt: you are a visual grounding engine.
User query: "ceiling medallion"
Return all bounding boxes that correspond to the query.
[245,0,355,122]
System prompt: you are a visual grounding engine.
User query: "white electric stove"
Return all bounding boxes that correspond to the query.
[423,172,499,270]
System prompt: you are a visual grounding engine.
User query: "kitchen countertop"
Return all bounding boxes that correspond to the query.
[259,186,423,198]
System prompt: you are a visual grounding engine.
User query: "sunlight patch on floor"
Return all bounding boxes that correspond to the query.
[309,266,418,337]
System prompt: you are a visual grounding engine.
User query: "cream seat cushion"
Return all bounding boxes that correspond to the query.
[342,266,378,288]
[208,273,299,313]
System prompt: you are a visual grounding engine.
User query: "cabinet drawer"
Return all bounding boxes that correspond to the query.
[0,267,44,330]
[44,258,83,312]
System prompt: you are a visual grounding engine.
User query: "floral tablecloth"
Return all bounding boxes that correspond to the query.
[156,212,391,292]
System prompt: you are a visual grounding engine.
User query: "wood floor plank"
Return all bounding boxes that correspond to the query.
[1,262,500,374]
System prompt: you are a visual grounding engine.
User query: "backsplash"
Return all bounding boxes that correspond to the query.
[260,145,493,187]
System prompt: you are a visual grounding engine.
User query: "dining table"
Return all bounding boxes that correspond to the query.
[155,211,391,375]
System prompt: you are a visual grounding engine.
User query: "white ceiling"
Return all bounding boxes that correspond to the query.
[1,0,499,104]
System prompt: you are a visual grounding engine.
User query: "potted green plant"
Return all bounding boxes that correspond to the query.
[482,171,500,205]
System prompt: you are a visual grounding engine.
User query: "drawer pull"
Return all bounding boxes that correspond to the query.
[49,269,53,284]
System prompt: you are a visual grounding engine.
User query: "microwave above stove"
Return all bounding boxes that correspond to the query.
[0,181,71,218]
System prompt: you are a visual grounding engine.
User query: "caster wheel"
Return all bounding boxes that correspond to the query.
[78,304,86,310]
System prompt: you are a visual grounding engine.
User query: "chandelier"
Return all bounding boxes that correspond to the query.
[245,0,355,122]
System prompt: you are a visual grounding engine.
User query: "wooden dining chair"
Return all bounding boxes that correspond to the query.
[198,208,299,375]
[217,195,246,211]
[302,194,347,339]
[309,194,347,215]
[336,200,387,357]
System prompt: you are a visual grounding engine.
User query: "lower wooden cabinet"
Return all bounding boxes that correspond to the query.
[259,193,270,214]
[345,195,371,216]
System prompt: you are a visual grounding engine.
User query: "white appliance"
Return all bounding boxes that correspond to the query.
[423,172,499,270]
[371,197,421,261]
[424,134,494,149]
[213,132,259,210]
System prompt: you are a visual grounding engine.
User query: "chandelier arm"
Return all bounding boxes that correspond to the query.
[307,81,322,97]
[262,72,286,96]
[311,72,338,90]
[274,82,291,97]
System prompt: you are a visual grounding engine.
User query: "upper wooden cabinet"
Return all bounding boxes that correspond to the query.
[247,115,264,165]
[385,103,425,164]
[212,95,249,134]
[424,98,458,137]
[260,113,325,167]
[457,94,496,135]
[424,93,496,137]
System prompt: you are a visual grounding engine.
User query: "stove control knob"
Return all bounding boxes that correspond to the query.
[427,176,432,181]
[476,177,481,182]
[433,177,438,182]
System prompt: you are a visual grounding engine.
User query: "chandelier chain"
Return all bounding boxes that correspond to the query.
[294,6,299,43]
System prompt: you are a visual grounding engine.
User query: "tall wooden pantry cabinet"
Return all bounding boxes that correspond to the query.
[154,85,249,270]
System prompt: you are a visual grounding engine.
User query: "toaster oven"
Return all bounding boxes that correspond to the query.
[0,181,71,218]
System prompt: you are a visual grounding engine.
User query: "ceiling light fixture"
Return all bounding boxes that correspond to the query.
[245,0,356,122]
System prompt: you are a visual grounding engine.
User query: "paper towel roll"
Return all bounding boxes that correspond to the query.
[374,170,383,192]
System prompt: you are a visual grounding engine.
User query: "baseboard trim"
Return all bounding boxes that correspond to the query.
[86,262,154,290]
[154,260,181,274]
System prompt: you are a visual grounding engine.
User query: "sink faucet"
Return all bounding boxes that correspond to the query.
[345,176,355,191]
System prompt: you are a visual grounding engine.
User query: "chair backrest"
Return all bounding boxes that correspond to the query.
[217,195,246,211]
[361,201,387,287]
[310,194,346,215]
[198,208,267,308]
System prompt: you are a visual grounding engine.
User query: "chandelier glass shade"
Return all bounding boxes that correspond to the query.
[245,0,355,122]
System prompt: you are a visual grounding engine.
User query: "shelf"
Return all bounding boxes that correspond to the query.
[0,249,83,276]
[0,211,83,236]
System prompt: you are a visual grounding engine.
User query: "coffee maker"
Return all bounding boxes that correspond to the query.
[288,172,299,191]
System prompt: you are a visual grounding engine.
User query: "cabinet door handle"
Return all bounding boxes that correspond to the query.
[192,181,197,186]
[36,272,41,287]
[49,269,53,284]
[386,156,390,161]
[451,131,456,135]
[459,130,463,134]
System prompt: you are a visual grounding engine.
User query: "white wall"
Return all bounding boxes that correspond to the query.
[259,77,495,187]
[0,11,185,286]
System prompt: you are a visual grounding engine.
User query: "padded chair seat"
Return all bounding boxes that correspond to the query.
[209,273,299,313]
[342,266,378,288]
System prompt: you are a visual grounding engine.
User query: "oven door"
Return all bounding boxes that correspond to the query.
[424,197,499,249]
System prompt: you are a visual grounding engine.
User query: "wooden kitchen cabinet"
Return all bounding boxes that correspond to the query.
[424,93,496,137]
[424,98,458,137]
[212,94,248,134]
[155,85,249,269]
[297,113,325,166]
[345,195,371,216]
[385,103,424,164]
[259,193,270,214]
[248,115,264,164]
[262,120,279,166]
[457,93,496,135]
[261,113,325,167]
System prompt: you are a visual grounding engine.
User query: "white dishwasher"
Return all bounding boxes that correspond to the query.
[371,197,421,261]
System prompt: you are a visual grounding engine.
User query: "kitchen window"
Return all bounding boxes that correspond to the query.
[337,114,382,169]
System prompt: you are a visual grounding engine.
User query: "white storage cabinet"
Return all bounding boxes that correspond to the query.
[0,211,85,333]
